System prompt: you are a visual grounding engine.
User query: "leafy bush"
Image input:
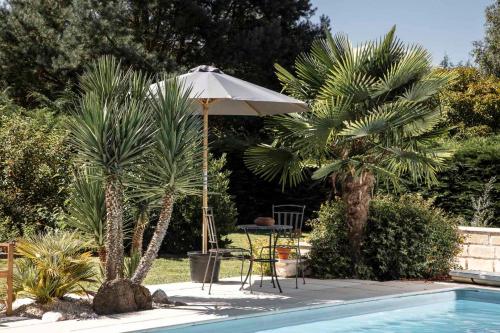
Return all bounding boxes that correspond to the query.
[440,67,500,133]
[153,154,238,254]
[13,231,96,304]
[418,135,500,225]
[470,176,497,227]
[0,106,72,241]
[308,195,462,280]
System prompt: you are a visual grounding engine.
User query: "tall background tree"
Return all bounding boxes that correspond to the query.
[0,0,327,105]
[0,0,328,223]
[473,0,500,77]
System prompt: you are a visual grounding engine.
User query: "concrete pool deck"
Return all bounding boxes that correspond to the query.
[0,277,470,333]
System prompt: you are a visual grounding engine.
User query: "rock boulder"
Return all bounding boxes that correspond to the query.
[92,279,152,315]
[151,289,169,304]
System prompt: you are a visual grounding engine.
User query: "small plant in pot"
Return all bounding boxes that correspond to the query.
[276,246,292,260]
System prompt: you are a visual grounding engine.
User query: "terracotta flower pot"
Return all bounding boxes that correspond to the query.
[254,217,275,226]
[276,247,291,260]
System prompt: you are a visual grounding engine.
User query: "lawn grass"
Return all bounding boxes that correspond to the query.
[0,232,307,293]
[143,232,268,285]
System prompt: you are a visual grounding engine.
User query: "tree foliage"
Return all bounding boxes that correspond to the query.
[131,76,203,284]
[473,0,500,77]
[66,167,106,261]
[0,101,71,241]
[440,67,500,134]
[246,27,454,191]
[0,0,327,105]
[157,154,237,255]
[416,135,500,226]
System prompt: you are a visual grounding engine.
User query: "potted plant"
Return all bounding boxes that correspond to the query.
[276,246,292,260]
[187,251,221,283]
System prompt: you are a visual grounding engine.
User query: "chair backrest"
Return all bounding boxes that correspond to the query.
[272,204,306,233]
[203,207,218,249]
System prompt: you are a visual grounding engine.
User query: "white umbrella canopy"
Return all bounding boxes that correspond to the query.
[151,65,308,253]
[150,65,308,115]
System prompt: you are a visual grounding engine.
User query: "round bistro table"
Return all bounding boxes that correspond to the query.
[238,224,293,293]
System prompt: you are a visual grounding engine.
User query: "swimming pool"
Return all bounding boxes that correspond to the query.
[142,288,500,333]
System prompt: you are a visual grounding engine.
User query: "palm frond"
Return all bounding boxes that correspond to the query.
[66,167,106,249]
[244,143,306,189]
[69,56,156,175]
[14,231,96,304]
[372,44,431,97]
[136,76,203,201]
[249,26,452,189]
[312,159,349,180]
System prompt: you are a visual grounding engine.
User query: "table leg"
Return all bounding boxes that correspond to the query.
[268,232,276,288]
[272,230,283,293]
[240,229,253,293]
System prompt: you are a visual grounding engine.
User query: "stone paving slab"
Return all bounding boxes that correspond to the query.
[0,277,464,333]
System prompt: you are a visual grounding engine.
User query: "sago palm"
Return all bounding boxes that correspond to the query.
[14,231,96,304]
[131,77,203,284]
[245,27,455,265]
[69,56,155,281]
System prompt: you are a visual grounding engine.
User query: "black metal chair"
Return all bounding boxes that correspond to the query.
[259,204,306,288]
[201,207,251,294]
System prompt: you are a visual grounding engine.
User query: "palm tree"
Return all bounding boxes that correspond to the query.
[131,77,203,284]
[69,56,155,281]
[245,27,455,266]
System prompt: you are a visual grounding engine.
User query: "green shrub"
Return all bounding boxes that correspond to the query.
[417,135,500,225]
[13,231,96,304]
[0,106,72,240]
[308,195,462,280]
[153,154,238,254]
[306,201,353,278]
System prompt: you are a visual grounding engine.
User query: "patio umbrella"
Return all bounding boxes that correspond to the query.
[151,65,308,253]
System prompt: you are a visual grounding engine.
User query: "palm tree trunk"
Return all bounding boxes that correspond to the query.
[131,194,174,284]
[98,246,107,264]
[341,171,375,269]
[104,176,125,281]
[131,208,149,256]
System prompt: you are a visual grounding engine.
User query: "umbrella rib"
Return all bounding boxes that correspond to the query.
[244,101,263,116]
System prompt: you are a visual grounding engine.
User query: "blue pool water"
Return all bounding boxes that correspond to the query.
[146,289,500,333]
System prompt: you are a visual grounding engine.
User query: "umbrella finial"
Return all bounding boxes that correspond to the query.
[189,65,223,74]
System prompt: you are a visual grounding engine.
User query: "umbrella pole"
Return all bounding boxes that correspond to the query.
[202,102,209,254]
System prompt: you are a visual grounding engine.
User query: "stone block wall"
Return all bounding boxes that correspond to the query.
[457,226,500,272]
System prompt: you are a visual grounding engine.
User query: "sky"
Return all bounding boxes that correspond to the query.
[310,0,492,65]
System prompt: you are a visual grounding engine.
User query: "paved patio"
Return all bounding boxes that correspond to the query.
[1,277,463,333]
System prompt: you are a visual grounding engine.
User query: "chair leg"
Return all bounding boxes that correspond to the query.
[259,247,265,288]
[240,251,245,283]
[249,259,253,294]
[302,258,306,284]
[295,249,299,289]
[297,243,305,285]
[202,251,212,291]
[209,252,218,295]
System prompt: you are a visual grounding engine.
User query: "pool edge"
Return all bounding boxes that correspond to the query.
[131,285,492,333]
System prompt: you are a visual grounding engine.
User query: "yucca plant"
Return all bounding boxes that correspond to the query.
[13,231,96,304]
[66,167,106,263]
[245,27,455,266]
[130,77,203,284]
[68,56,155,281]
